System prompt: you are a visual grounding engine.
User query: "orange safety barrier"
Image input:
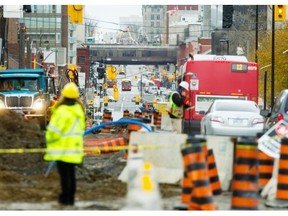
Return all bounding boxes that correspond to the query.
[101,110,112,133]
[155,111,162,129]
[207,149,222,196]
[231,137,259,210]
[84,136,127,155]
[276,137,288,200]
[134,110,141,118]
[123,109,130,118]
[123,119,143,159]
[180,170,193,204]
[256,132,274,188]
[258,150,274,188]
[181,137,216,210]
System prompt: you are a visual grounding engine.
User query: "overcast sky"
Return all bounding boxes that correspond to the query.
[85,5,143,32]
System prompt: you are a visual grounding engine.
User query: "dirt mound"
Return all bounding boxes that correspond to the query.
[0,110,46,175]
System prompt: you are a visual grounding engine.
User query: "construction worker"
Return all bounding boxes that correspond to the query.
[44,82,85,206]
[167,81,192,133]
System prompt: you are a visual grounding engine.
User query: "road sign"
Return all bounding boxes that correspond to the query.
[258,120,288,158]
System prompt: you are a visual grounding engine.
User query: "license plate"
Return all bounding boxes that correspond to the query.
[229,118,247,126]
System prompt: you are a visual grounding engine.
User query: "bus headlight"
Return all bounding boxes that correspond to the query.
[32,98,45,110]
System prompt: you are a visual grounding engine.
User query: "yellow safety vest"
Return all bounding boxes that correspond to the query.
[44,103,85,164]
[168,91,183,118]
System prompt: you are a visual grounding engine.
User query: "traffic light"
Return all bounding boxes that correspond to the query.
[222,5,234,28]
[23,5,32,13]
[111,66,117,81]
[67,5,83,24]
[103,96,108,106]
[113,85,119,101]
[106,65,112,80]
[97,67,105,79]
[135,95,140,105]
[275,5,286,21]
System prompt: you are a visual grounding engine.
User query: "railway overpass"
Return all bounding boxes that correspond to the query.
[85,44,179,65]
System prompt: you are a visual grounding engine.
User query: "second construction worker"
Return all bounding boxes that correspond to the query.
[167,81,192,133]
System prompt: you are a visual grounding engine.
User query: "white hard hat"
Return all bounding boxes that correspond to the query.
[179,81,189,90]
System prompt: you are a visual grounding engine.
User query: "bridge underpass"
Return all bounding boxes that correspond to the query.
[85,44,178,65]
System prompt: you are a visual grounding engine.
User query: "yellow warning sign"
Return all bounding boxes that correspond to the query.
[154,102,169,115]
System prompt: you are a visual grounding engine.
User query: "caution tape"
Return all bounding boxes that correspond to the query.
[0,143,181,155]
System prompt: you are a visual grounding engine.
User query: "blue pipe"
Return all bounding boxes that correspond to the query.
[45,119,153,176]
[84,119,153,135]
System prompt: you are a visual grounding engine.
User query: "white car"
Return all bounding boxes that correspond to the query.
[200,99,266,137]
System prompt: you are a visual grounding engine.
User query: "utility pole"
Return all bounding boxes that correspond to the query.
[271,5,275,109]
[255,5,258,63]
[26,35,32,68]
[19,23,26,68]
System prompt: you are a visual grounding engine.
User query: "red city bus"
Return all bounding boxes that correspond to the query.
[107,79,116,88]
[180,54,258,134]
[121,78,132,91]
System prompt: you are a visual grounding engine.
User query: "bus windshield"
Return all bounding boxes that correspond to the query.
[121,79,132,91]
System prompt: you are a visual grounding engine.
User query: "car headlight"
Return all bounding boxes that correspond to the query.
[32,98,45,110]
[0,100,5,109]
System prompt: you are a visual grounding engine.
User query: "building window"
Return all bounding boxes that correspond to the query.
[78,56,85,64]
[52,5,56,13]
[157,15,160,20]
[151,14,154,20]
[151,22,154,27]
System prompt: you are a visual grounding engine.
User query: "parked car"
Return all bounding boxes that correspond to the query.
[200,99,267,137]
[265,89,288,129]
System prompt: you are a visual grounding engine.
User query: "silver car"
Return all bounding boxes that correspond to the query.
[200,99,266,137]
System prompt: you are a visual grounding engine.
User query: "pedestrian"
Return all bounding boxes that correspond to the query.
[167,81,192,133]
[44,82,85,207]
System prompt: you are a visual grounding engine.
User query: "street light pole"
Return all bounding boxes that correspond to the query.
[271,5,275,109]
[140,72,143,99]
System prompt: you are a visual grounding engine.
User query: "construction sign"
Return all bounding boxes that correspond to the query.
[258,120,288,159]
[154,102,169,115]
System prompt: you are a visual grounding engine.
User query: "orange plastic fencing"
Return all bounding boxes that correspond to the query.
[84,136,127,155]
[231,137,259,210]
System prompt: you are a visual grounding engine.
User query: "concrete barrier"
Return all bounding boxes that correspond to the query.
[118,132,187,184]
[205,135,234,191]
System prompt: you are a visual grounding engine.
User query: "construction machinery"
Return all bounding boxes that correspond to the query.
[0,68,57,129]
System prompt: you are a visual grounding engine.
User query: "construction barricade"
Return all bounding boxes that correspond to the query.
[123,118,143,159]
[207,149,222,196]
[101,109,113,133]
[256,132,274,189]
[180,137,217,210]
[265,137,288,208]
[230,137,259,210]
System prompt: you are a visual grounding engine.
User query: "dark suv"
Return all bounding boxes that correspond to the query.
[265,89,288,129]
